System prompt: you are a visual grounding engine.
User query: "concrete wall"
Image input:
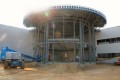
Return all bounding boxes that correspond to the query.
[95,26,120,54]
[0,24,34,56]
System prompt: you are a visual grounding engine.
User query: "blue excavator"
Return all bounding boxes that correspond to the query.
[0,47,40,69]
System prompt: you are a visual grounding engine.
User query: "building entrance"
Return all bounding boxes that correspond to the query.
[48,39,79,62]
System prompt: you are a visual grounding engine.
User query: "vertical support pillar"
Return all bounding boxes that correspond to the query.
[33,29,36,58]
[38,28,40,58]
[79,19,84,65]
[82,20,84,64]
[43,26,46,63]
[52,42,55,62]
[73,22,76,62]
[35,29,38,58]
[63,16,65,38]
[40,28,42,62]
[52,21,55,62]
[73,22,76,38]
[37,28,39,58]
[36,45,39,58]
[91,27,96,63]
[44,22,49,63]
[88,22,92,63]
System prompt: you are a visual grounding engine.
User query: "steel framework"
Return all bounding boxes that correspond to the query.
[23,5,107,65]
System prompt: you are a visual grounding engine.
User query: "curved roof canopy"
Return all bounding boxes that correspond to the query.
[23,5,107,27]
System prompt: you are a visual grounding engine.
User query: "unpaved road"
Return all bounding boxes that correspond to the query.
[0,63,120,80]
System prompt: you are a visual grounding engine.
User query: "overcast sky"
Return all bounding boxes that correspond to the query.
[0,0,120,29]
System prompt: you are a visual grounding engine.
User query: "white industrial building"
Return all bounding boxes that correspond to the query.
[95,26,120,58]
[1,24,120,60]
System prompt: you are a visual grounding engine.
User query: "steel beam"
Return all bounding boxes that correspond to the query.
[44,22,49,63]
[88,22,92,63]
[73,22,76,62]
[82,19,84,64]
[79,19,83,65]
[91,27,96,62]
[63,16,65,38]
[52,21,55,62]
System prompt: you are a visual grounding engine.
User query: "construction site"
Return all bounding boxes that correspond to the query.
[23,5,106,64]
[0,5,120,80]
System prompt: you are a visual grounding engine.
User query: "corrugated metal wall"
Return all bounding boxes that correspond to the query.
[95,26,120,54]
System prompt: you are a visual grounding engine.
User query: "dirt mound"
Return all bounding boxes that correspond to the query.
[24,62,96,73]
[25,62,82,73]
[38,63,81,73]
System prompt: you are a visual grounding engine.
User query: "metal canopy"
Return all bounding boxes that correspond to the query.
[23,5,106,27]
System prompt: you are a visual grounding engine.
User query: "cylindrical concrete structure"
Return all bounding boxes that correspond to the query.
[23,5,107,64]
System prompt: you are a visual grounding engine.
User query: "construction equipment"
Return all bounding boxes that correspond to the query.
[4,52,24,69]
[1,47,16,61]
[1,47,41,69]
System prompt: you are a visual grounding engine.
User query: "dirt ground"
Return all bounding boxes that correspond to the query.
[0,62,120,80]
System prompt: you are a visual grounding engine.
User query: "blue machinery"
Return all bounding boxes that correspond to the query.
[1,47,40,61]
[0,47,40,69]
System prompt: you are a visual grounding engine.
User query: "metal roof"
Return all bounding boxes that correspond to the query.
[23,5,107,27]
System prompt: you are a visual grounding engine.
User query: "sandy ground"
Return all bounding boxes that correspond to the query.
[0,62,120,80]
